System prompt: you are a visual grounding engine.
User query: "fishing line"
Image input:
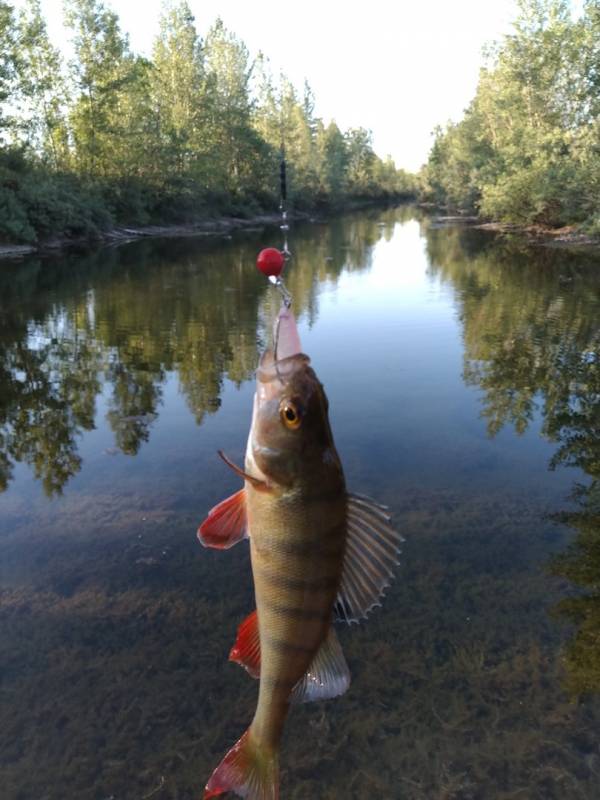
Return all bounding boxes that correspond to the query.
[274,148,293,361]
[256,148,294,362]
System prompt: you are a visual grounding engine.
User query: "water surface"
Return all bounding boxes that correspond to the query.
[1,207,599,799]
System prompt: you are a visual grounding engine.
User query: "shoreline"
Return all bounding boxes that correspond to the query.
[3,203,597,263]
[473,221,600,248]
[0,212,305,263]
[0,197,410,263]
[424,208,600,249]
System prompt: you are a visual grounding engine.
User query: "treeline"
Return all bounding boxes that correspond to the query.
[420,0,600,232]
[0,0,416,244]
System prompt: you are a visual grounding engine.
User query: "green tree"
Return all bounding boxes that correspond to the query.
[315,120,348,203]
[345,127,375,197]
[14,0,69,169]
[65,0,147,177]
[149,1,209,182]
[249,52,280,201]
[420,0,600,230]
[0,1,17,137]
[202,18,270,200]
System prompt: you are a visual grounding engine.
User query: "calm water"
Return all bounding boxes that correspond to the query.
[1,206,599,799]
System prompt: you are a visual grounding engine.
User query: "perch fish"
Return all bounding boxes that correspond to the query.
[198,307,402,799]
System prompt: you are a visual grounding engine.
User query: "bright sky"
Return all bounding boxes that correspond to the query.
[29,0,523,171]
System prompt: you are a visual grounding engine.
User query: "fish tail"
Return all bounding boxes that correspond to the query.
[203,728,279,800]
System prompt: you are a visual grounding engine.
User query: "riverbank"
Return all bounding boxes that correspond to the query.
[424,209,600,249]
[0,198,416,263]
[474,221,600,248]
[0,212,303,262]
[5,206,596,264]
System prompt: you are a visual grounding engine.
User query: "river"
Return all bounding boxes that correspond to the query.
[1,205,599,799]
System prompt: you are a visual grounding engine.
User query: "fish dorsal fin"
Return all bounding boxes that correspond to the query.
[290,626,350,704]
[335,493,402,624]
[197,489,248,549]
[229,610,260,679]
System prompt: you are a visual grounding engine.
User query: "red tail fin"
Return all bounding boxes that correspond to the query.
[203,729,279,800]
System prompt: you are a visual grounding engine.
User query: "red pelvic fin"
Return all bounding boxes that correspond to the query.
[198,489,247,549]
[229,610,261,679]
[203,729,279,800]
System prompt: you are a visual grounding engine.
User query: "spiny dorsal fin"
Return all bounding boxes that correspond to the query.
[290,626,350,704]
[335,493,403,624]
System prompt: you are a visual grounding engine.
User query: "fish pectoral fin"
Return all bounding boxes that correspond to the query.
[229,610,260,679]
[197,489,248,549]
[218,450,269,491]
[335,493,403,624]
[290,627,350,704]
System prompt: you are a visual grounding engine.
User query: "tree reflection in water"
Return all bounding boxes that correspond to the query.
[3,209,600,800]
[425,221,600,697]
[0,210,393,495]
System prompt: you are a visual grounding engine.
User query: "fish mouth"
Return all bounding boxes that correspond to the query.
[273,306,302,361]
[257,350,310,382]
[256,351,311,401]
[256,306,308,401]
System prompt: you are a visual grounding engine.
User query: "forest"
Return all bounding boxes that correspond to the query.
[419,0,600,233]
[0,0,416,244]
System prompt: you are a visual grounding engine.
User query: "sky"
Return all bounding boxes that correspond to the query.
[28,0,523,172]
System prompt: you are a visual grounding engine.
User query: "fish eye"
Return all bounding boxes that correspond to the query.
[280,401,301,430]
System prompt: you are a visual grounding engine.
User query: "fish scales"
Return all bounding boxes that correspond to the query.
[247,483,346,749]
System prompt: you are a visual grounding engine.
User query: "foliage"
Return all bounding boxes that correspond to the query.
[0,148,111,242]
[425,218,600,699]
[0,1,415,243]
[0,1,17,130]
[420,0,600,230]
[13,0,70,169]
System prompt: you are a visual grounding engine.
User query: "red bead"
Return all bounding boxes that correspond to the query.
[256,248,285,278]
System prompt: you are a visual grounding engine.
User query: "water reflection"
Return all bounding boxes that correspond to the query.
[0,309,100,493]
[3,208,600,800]
[0,210,397,495]
[426,222,600,698]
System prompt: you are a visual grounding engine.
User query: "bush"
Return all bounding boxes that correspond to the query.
[0,148,114,243]
[0,186,36,243]
[479,159,581,228]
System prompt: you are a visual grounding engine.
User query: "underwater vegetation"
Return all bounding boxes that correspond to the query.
[2,485,599,799]
[549,482,600,699]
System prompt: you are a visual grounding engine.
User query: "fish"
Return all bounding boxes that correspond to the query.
[197,307,402,799]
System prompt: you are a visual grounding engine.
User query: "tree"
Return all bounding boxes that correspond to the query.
[0,1,17,138]
[14,0,69,169]
[315,120,348,202]
[65,0,147,177]
[202,18,270,198]
[345,127,375,197]
[420,0,600,230]
[149,1,208,182]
